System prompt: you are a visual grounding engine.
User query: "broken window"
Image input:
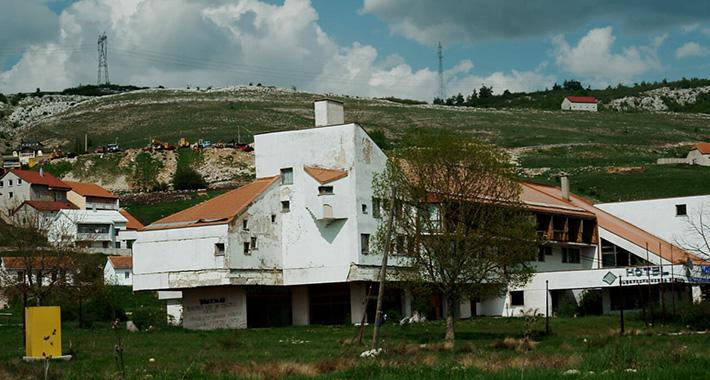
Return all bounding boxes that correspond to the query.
[562,248,580,264]
[361,234,370,255]
[361,204,368,214]
[281,201,290,212]
[318,186,334,195]
[214,243,225,256]
[271,214,276,223]
[280,168,293,185]
[242,219,249,230]
[676,204,687,216]
[251,236,258,250]
[243,242,250,255]
[510,291,524,306]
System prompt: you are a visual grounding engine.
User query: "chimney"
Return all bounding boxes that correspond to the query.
[560,175,570,200]
[39,167,44,177]
[314,99,344,127]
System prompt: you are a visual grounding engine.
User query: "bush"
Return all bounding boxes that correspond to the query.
[556,291,578,317]
[131,305,166,330]
[173,167,207,190]
[578,290,603,316]
[679,300,710,330]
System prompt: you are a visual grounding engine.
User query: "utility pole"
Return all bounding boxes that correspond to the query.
[437,42,445,101]
[97,32,109,85]
[371,186,397,349]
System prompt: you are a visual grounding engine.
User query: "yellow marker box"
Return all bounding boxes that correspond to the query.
[25,306,62,358]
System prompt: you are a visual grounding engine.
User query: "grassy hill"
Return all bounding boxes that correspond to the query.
[9,86,710,202]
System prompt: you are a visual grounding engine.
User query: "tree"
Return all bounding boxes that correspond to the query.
[563,79,583,91]
[478,85,493,98]
[373,129,538,344]
[678,205,710,261]
[173,166,207,190]
[454,93,465,106]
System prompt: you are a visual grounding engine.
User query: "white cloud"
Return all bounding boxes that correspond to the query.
[552,27,662,86]
[0,0,554,100]
[675,42,707,59]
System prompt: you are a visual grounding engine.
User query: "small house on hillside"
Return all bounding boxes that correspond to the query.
[687,143,710,166]
[104,256,132,286]
[561,96,598,112]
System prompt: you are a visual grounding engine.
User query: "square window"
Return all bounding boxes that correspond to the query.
[214,243,225,256]
[362,204,368,214]
[360,234,370,255]
[281,200,290,213]
[318,186,334,195]
[243,242,250,255]
[676,204,687,216]
[280,168,293,185]
[251,236,258,250]
[510,291,524,306]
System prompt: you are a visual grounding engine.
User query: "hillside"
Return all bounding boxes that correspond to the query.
[2,85,710,202]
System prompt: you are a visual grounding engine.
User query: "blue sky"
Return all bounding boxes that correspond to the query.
[1,0,709,99]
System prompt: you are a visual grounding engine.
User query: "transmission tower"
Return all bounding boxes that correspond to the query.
[97,32,109,85]
[437,42,445,100]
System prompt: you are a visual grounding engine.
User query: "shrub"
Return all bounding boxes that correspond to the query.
[173,167,206,190]
[577,290,603,316]
[131,305,166,330]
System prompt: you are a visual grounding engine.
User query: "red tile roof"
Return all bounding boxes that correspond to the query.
[119,209,144,230]
[3,169,70,190]
[691,143,710,155]
[565,96,598,104]
[107,256,132,269]
[65,181,118,199]
[144,176,279,231]
[520,182,595,219]
[19,200,78,212]
[304,165,348,184]
[2,256,75,270]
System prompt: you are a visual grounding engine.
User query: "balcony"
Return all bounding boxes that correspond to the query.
[306,194,347,223]
[77,232,112,241]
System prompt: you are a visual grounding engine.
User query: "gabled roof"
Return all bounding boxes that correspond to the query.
[691,143,710,155]
[65,181,118,199]
[107,256,132,269]
[304,165,348,184]
[1,256,75,270]
[2,169,70,190]
[527,183,704,264]
[565,96,598,104]
[144,176,279,231]
[119,209,144,230]
[520,182,595,218]
[19,200,78,212]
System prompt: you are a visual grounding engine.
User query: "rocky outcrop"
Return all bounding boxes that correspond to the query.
[606,86,710,112]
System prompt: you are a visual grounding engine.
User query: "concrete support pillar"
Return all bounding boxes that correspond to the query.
[182,286,247,330]
[602,288,612,314]
[291,285,310,326]
[691,286,702,303]
[402,288,413,317]
[349,282,368,325]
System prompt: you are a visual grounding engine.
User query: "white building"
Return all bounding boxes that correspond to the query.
[133,101,707,330]
[49,209,129,251]
[104,256,133,286]
[561,96,598,112]
[686,143,710,166]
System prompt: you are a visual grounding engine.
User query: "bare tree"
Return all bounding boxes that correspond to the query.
[373,130,538,344]
[678,204,710,261]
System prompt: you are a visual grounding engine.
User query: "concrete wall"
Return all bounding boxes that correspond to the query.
[597,196,710,255]
[182,286,246,330]
[0,172,31,211]
[687,150,710,166]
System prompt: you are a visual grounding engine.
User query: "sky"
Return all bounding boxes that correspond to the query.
[1,0,710,100]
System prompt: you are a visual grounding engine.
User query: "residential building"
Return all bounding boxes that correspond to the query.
[104,256,133,286]
[561,96,598,112]
[118,209,144,250]
[49,209,129,251]
[686,143,710,166]
[0,169,71,216]
[0,256,76,308]
[66,181,120,210]
[133,101,706,330]
[12,140,44,166]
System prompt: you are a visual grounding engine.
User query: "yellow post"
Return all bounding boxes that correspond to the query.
[25,307,62,358]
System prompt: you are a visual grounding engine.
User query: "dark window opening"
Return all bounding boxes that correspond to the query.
[215,243,225,256]
[318,186,334,195]
[676,204,687,216]
[281,201,290,212]
[242,219,248,230]
[280,168,293,185]
[510,291,524,306]
[562,248,581,264]
[361,234,370,255]
[243,242,250,255]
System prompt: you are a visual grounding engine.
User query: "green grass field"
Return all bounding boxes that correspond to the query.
[0,313,708,379]
[122,190,223,225]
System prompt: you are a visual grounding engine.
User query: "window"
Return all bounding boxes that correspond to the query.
[562,248,581,264]
[78,224,110,234]
[214,243,225,256]
[127,240,134,249]
[8,192,12,198]
[361,204,368,214]
[251,237,258,250]
[676,204,687,216]
[8,180,12,186]
[318,186,334,195]
[242,219,249,231]
[271,214,276,223]
[372,198,381,218]
[280,168,293,185]
[281,200,290,212]
[17,179,21,185]
[115,242,121,249]
[510,291,524,306]
[17,271,25,282]
[124,271,130,279]
[537,246,551,262]
[0,181,3,187]
[243,242,251,255]
[361,234,370,255]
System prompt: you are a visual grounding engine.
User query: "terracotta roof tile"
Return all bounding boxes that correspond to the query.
[144,176,279,231]
[3,169,70,189]
[304,165,348,184]
[2,256,75,270]
[19,200,78,212]
[108,256,132,269]
[65,181,118,199]
[691,142,710,155]
[119,209,144,230]
[565,96,598,104]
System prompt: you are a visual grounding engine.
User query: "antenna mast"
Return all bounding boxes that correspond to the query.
[97,32,109,85]
[437,42,445,100]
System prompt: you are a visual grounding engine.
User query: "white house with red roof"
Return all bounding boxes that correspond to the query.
[104,256,133,286]
[0,169,71,218]
[561,96,598,112]
[686,143,710,166]
[133,101,706,330]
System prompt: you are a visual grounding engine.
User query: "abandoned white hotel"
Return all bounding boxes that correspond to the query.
[133,101,709,329]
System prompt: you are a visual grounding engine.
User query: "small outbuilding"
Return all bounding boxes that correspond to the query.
[687,143,710,166]
[561,96,598,112]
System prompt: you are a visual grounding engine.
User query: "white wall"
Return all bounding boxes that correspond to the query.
[104,261,132,286]
[0,172,31,211]
[561,98,597,112]
[686,150,710,166]
[597,196,710,257]
[182,286,246,330]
